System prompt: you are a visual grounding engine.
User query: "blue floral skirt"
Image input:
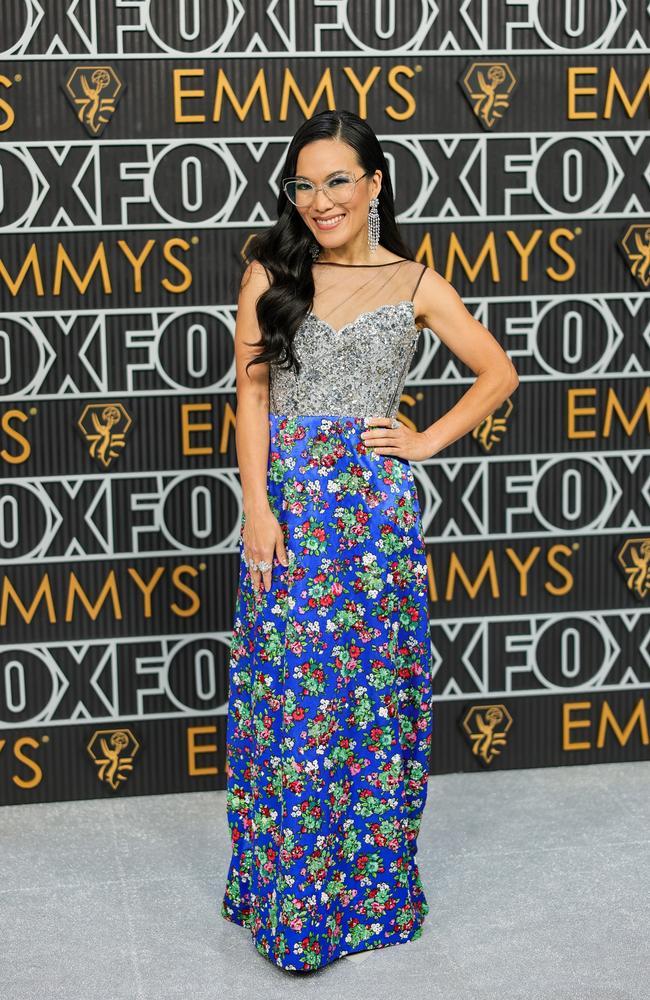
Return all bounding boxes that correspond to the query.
[221,413,434,972]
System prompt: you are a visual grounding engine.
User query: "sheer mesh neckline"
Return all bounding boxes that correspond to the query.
[313,257,408,267]
[307,257,424,333]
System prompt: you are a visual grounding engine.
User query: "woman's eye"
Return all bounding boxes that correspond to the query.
[329,176,348,185]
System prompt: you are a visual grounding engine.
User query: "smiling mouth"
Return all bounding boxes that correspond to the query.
[314,213,346,229]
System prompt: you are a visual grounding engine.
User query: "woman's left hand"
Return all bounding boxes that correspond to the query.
[361,416,435,461]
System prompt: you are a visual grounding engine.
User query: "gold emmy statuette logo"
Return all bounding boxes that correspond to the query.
[617,223,650,289]
[472,397,514,453]
[615,537,650,599]
[77,402,132,468]
[61,65,125,136]
[459,62,518,130]
[461,704,513,765]
[87,729,140,790]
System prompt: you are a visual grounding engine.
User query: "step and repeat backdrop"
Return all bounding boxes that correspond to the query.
[1,2,649,804]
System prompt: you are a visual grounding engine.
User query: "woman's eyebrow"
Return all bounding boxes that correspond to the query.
[294,169,348,181]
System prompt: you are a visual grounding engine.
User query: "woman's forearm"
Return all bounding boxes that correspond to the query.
[423,367,518,456]
[236,396,271,515]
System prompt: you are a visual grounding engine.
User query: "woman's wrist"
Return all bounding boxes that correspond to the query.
[421,423,443,458]
[243,494,272,516]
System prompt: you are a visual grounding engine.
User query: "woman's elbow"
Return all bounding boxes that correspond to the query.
[504,358,519,393]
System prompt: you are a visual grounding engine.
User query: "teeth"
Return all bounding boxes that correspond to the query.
[316,214,344,226]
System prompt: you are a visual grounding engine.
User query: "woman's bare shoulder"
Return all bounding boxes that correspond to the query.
[240,259,272,296]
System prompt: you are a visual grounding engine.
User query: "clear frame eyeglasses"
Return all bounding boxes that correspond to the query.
[283,170,370,208]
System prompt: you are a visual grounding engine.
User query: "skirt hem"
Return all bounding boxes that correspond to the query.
[220,896,430,973]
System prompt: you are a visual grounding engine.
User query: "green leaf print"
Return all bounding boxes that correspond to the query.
[293,515,328,556]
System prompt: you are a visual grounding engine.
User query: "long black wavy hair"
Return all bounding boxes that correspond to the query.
[242,109,415,377]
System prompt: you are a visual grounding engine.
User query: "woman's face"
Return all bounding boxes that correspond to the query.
[293,139,381,250]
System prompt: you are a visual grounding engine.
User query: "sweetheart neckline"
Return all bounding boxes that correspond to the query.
[305,300,417,337]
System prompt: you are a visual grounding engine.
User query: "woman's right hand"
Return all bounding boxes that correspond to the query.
[242,506,289,593]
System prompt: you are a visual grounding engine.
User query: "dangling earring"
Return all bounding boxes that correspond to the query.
[310,241,320,260]
[367,196,380,253]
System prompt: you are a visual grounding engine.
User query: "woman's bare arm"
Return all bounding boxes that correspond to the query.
[416,266,519,456]
[362,265,519,461]
[234,261,273,516]
[233,260,288,591]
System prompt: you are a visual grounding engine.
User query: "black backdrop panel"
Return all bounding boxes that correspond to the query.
[1,2,650,804]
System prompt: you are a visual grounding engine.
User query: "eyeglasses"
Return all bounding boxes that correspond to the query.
[283,170,370,208]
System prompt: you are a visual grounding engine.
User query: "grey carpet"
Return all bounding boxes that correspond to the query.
[1,760,648,1000]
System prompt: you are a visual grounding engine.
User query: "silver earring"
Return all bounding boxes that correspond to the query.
[310,241,320,260]
[367,196,380,253]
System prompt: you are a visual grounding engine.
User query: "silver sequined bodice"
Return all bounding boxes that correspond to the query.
[268,259,426,419]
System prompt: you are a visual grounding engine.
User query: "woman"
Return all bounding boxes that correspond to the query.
[221,109,518,972]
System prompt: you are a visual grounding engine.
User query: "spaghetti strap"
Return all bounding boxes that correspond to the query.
[410,262,427,301]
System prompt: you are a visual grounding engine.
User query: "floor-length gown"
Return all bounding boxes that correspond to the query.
[221,257,434,972]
